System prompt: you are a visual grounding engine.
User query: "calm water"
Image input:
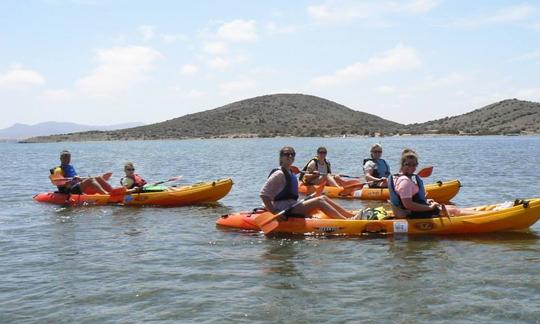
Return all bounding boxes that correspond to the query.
[1,136,539,323]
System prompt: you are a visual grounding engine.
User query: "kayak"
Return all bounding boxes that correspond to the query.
[216,198,540,235]
[34,178,233,207]
[298,179,461,203]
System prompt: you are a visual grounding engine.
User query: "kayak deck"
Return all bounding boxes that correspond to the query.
[217,198,540,236]
[34,178,233,207]
[298,179,461,203]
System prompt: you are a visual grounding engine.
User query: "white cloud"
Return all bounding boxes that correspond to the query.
[375,85,397,94]
[138,25,155,41]
[39,89,72,101]
[180,64,199,75]
[208,57,230,70]
[311,44,421,87]
[0,64,45,88]
[203,41,228,55]
[219,78,256,95]
[75,46,162,98]
[509,50,540,62]
[264,22,297,35]
[217,19,257,43]
[160,33,188,43]
[447,4,537,28]
[183,89,206,99]
[308,0,440,22]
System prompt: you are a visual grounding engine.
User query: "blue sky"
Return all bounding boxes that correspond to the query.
[1,0,539,128]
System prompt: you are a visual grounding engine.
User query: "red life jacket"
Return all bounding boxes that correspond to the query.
[122,174,147,189]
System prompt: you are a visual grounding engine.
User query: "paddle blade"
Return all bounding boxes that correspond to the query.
[315,177,327,195]
[253,211,280,231]
[290,166,301,174]
[418,166,433,178]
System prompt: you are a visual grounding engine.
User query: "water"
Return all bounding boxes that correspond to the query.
[1,136,539,323]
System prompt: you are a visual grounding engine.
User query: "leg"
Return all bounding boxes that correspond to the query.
[291,196,352,219]
[79,178,108,194]
[94,176,113,192]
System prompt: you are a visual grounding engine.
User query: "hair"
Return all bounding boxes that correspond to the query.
[370,143,382,152]
[400,148,418,168]
[124,162,134,170]
[60,150,71,157]
[279,146,296,166]
[317,146,327,153]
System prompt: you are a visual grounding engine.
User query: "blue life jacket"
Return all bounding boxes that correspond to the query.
[388,174,427,208]
[268,167,299,201]
[363,158,390,178]
[61,164,77,178]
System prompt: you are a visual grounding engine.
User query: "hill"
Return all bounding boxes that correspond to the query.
[23,94,403,142]
[408,99,540,135]
[0,121,144,140]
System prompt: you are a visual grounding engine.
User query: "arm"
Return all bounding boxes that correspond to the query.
[401,198,440,212]
[260,170,287,213]
[363,161,381,182]
[303,161,320,182]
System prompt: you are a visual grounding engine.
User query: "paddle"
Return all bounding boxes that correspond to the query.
[339,165,433,180]
[49,172,113,186]
[145,175,183,187]
[337,166,434,195]
[254,177,327,235]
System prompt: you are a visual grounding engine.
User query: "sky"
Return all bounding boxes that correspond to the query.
[1,0,539,129]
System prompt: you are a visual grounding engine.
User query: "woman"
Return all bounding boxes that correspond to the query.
[300,146,357,187]
[363,143,390,188]
[260,146,354,219]
[388,149,459,218]
[120,162,147,193]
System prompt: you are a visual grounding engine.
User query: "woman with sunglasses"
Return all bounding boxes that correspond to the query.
[363,143,391,188]
[120,162,147,193]
[260,146,355,219]
[300,147,356,187]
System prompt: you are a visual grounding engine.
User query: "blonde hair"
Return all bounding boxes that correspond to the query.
[124,162,134,170]
[400,148,418,167]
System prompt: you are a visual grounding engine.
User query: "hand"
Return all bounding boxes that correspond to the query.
[429,201,440,210]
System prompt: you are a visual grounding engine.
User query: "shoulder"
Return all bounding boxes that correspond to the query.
[364,160,376,168]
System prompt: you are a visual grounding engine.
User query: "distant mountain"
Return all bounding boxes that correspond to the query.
[0,121,144,140]
[408,99,540,135]
[23,94,403,142]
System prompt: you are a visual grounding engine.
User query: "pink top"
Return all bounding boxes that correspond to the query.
[394,175,419,199]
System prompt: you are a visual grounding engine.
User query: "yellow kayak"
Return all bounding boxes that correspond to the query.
[217,199,540,235]
[299,179,461,203]
[34,178,233,207]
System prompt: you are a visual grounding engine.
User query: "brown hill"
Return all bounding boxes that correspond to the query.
[408,99,540,135]
[23,94,402,142]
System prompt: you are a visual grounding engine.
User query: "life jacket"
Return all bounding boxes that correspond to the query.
[388,173,427,209]
[49,164,77,187]
[120,174,147,189]
[300,157,332,182]
[363,158,390,178]
[268,167,299,201]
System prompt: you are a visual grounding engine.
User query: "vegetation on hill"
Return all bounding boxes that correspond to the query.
[21,95,540,143]
[408,99,540,135]
[24,94,403,142]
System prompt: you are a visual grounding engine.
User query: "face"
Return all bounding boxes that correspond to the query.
[60,154,71,164]
[402,157,418,174]
[317,149,327,158]
[280,150,295,165]
[371,148,382,158]
[125,166,135,174]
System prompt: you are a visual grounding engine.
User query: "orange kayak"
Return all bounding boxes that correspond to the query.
[299,179,461,203]
[34,178,233,207]
[216,199,540,235]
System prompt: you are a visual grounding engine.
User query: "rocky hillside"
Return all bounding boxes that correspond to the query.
[23,94,403,142]
[408,99,540,135]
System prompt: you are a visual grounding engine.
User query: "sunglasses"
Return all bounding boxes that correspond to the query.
[318,151,327,154]
[372,150,382,153]
[281,152,296,157]
[125,168,135,171]
[403,163,417,167]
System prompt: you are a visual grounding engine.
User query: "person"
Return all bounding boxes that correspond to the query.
[388,149,461,218]
[300,147,357,187]
[260,146,355,219]
[49,150,114,195]
[120,162,147,193]
[363,143,390,188]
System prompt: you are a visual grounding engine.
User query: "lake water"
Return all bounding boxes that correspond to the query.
[1,136,539,323]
